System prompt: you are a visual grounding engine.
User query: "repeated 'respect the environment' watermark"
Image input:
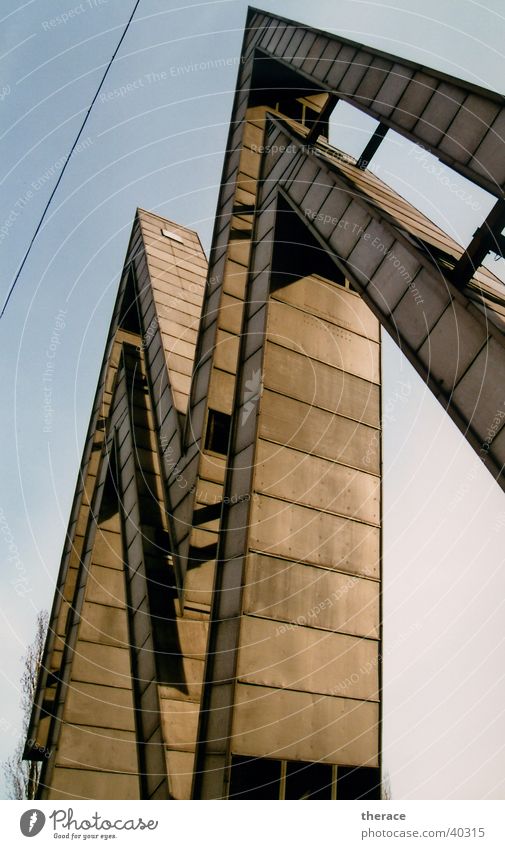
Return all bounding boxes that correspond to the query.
[0,137,93,246]
[100,56,246,102]
[304,207,425,305]
[41,0,108,31]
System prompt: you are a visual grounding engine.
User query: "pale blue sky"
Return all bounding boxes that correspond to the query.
[1,0,504,800]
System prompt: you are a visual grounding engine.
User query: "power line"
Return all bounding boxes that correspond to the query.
[0,0,142,320]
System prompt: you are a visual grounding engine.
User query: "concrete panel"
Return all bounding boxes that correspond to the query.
[439,94,500,162]
[79,602,130,648]
[364,238,421,313]
[56,725,138,773]
[339,49,374,95]
[391,268,451,349]
[453,338,505,437]
[355,56,393,105]
[312,39,337,80]
[416,83,466,147]
[287,158,319,206]
[184,559,215,608]
[166,749,195,800]
[91,531,123,569]
[63,682,136,731]
[71,642,132,689]
[303,185,352,239]
[207,369,235,414]
[243,553,379,638]
[237,615,379,700]
[159,698,200,752]
[219,294,244,335]
[254,440,380,525]
[328,200,372,259]
[248,495,380,578]
[198,452,226,485]
[418,300,488,389]
[346,220,396,289]
[158,656,205,702]
[490,422,505,469]
[218,557,245,619]
[373,62,414,117]
[232,683,379,766]
[393,71,437,130]
[326,45,359,90]
[48,767,140,800]
[469,109,505,187]
[291,31,318,68]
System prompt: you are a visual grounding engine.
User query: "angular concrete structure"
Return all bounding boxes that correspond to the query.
[26,8,505,800]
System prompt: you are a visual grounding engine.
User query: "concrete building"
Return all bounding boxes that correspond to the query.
[26,9,505,800]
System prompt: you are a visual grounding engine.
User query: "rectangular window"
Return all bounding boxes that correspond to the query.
[285,761,333,799]
[229,756,380,799]
[229,755,281,799]
[204,409,231,456]
[337,766,381,800]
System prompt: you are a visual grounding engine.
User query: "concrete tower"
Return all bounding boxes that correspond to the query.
[26,8,505,800]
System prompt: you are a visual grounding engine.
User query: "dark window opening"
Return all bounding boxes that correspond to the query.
[229,755,281,800]
[270,193,347,292]
[118,268,141,334]
[285,760,333,799]
[229,756,380,799]
[275,97,304,123]
[337,766,381,800]
[205,409,231,456]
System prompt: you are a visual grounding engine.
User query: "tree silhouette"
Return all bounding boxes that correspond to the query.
[3,610,48,799]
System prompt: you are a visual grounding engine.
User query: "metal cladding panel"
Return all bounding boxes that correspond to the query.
[56,725,139,774]
[232,683,379,767]
[271,274,380,341]
[47,769,140,801]
[249,480,379,579]
[165,750,195,801]
[259,390,380,475]
[159,699,200,753]
[391,268,452,349]
[255,10,505,194]
[243,553,379,639]
[255,439,380,526]
[138,210,207,417]
[418,300,488,390]
[63,683,136,733]
[78,602,130,648]
[263,342,380,426]
[452,338,505,437]
[439,94,500,162]
[66,642,132,690]
[266,299,380,383]
[236,615,379,701]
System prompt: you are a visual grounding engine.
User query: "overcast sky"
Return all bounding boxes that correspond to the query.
[1,0,504,800]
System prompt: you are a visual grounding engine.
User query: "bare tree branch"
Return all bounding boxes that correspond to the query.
[3,610,48,800]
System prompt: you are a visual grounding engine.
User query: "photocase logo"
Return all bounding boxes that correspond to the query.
[20,810,46,837]
[241,368,262,425]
